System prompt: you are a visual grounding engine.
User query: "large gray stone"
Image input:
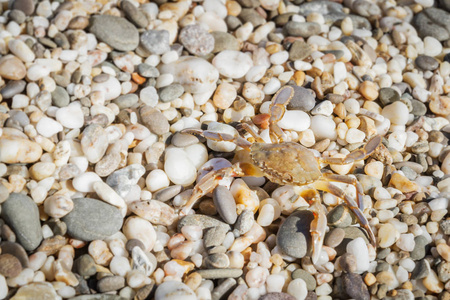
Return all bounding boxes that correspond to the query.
[62,198,123,241]
[1,193,43,251]
[89,15,139,51]
[414,8,450,41]
[277,209,313,258]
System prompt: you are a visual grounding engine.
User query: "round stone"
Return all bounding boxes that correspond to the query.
[258,293,296,300]
[140,30,171,55]
[0,80,26,99]
[327,205,353,228]
[0,55,26,80]
[213,185,238,224]
[291,269,317,291]
[62,198,124,241]
[277,210,313,258]
[0,254,22,278]
[51,86,70,108]
[415,55,439,71]
[1,193,43,251]
[89,15,139,51]
[413,8,450,41]
[159,84,184,103]
[212,50,253,79]
[179,24,215,56]
[73,254,97,277]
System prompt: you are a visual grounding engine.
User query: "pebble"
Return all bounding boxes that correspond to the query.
[140,106,170,135]
[62,198,123,241]
[414,8,450,41]
[89,15,139,51]
[284,22,321,38]
[179,25,215,56]
[159,83,184,103]
[343,273,370,300]
[121,0,148,28]
[1,193,43,251]
[51,86,70,108]
[154,281,196,300]
[213,185,238,224]
[0,254,22,278]
[259,293,296,300]
[291,269,316,291]
[346,237,370,274]
[213,50,253,78]
[211,32,240,53]
[196,268,243,279]
[0,80,26,99]
[73,254,97,277]
[379,87,400,106]
[381,101,409,125]
[140,30,171,55]
[97,276,126,293]
[277,210,313,258]
[415,55,439,71]
[0,55,27,80]
[11,0,35,15]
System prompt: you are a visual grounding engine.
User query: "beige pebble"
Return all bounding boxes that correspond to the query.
[359,81,379,101]
[0,55,27,80]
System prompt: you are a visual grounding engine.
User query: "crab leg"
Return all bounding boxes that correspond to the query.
[268,86,295,143]
[235,122,266,143]
[313,180,376,247]
[180,128,252,150]
[179,162,263,216]
[319,135,382,165]
[321,173,365,212]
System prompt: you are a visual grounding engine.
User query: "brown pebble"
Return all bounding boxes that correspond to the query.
[359,81,379,101]
[68,16,90,29]
[0,253,22,278]
[36,235,68,255]
[325,228,345,248]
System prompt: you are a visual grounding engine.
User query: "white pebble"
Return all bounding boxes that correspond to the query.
[423,36,443,57]
[287,278,308,300]
[56,103,84,129]
[346,237,370,273]
[212,50,253,78]
[72,172,102,193]
[146,169,170,192]
[36,117,63,138]
[278,110,311,132]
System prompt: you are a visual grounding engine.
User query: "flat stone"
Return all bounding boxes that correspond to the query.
[204,226,228,248]
[179,24,215,56]
[259,293,296,300]
[413,8,450,41]
[291,269,317,290]
[73,254,97,277]
[284,21,321,38]
[51,86,70,108]
[196,268,243,279]
[205,253,230,268]
[335,226,370,256]
[137,64,160,78]
[1,193,43,251]
[343,273,370,300]
[113,94,138,109]
[11,0,35,15]
[277,210,313,258]
[89,15,139,51]
[0,55,26,80]
[0,242,29,268]
[213,185,237,224]
[178,214,231,232]
[410,235,429,260]
[62,198,123,241]
[159,84,184,103]
[238,8,266,27]
[153,185,183,202]
[289,40,312,61]
[140,106,170,135]
[0,80,26,99]
[325,228,345,248]
[211,32,240,53]
[0,253,22,278]
[121,0,148,28]
[171,132,199,147]
[379,87,400,106]
[287,86,316,111]
[140,30,170,55]
[411,99,427,116]
[97,276,126,292]
[327,205,353,228]
[415,55,439,71]
[12,283,59,300]
[234,209,255,235]
[155,281,196,300]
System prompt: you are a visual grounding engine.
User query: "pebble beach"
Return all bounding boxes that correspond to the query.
[0,0,449,299]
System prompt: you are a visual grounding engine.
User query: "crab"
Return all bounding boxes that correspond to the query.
[180,85,381,263]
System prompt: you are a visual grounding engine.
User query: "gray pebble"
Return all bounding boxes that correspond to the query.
[51,86,70,108]
[352,0,381,17]
[410,235,429,260]
[126,239,145,253]
[400,166,417,180]
[159,83,184,103]
[337,253,357,273]
[291,269,317,290]
[8,110,30,127]
[140,30,171,55]
[239,9,266,27]
[212,278,236,300]
[196,268,243,279]
[178,215,231,232]
[121,0,148,28]
[140,106,170,135]
[205,253,230,268]
[97,276,125,293]
[415,55,439,71]
[211,32,240,53]
[153,185,183,202]
[171,132,199,147]
[73,254,97,277]
[410,99,427,116]
[62,198,123,241]
[324,228,345,248]
[204,226,228,248]
[106,164,145,197]
[1,193,43,251]
[437,261,450,283]
[273,13,296,27]
[233,209,254,235]
[413,8,450,41]
[379,87,400,106]
[258,293,296,300]
[11,0,35,15]
[113,94,138,109]
[0,183,10,204]
[179,24,215,56]
[89,15,139,51]
[298,0,343,15]
[411,259,430,279]
[277,209,313,258]
[0,242,29,268]
[322,50,344,60]
[137,63,160,78]
[343,273,370,300]
[9,9,26,24]
[213,186,237,224]
[0,80,26,99]
[327,204,353,228]
[71,295,125,300]
[287,86,316,111]
[289,40,312,61]
[225,16,242,31]
[284,21,321,38]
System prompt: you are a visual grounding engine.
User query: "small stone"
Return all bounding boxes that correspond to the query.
[0,254,22,278]
[343,273,370,300]
[113,94,138,109]
[140,106,170,135]
[204,226,228,248]
[259,293,296,300]
[0,55,26,80]
[205,253,230,269]
[211,32,240,53]
[0,242,29,268]
[0,80,26,99]
[178,215,230,232]
[325,228,345,248]
[97,276,126,293]
[121,0,148,28]
[159,84,184,103]
[379,87,400,106]
[413,8,450,41]
[415,55,439,71]
[12,283,59,299]
[437,262,450,282]
[137,64,160,78]
[346,237,370,273]
[238,8,266,27]
[81,124,109,164]
[213,50,253,78]
[51,86,70,108]
[289,40,312,61]
[234,209,255,235]
[140,30,170,55]
[213,185,238,224]
[382,101,409,126]
[73,254,97,277]
[284,22,321,38]
[179,24,215,56]
[327,205,353,228]
[287,86,316,111]
[411,259,430,280]
[89,15,139,51]
[410,235,429,260]
[359,81,379,101]
[196,269,243,279]
[62,198,123,241]
[277,210,313,258]
[11,0,35,15]
[291,269,316,291]
[1,193,43,251]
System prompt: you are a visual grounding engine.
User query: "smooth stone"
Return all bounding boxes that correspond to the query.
[343,273,370,300]
[11,0,35,15]
[277,210,313,258]
[204,226,228,248]
[415,55,439,71]
[234,209,255,235]
[258,293,296,300]
[140,30,170,55]
[97,276,126,293]
[291,269,317,291]
[70,296,125,300]
[212,50,253,79]
[238,8,266,27]
[153,185,183,202]
[213,185,237,224]
[137,64,160,78]
[73,254,97,277]
[410,235,429,260]
[211,32,240,53]
[12,282,59,300]
[205,253,230,268]
[179,24,215,56]
[289,40,312,61]
[411,259,430,280]
[287,86,315,111]
[413,8,450,41]
[324,228,345,248]
[196,269,243,279]
[62,198,123,241]
[0,80,26,99]
[155,281,196,300]
[121,0,148,28]
[327,205,353,228]
[81,124,109,164]
[159,83,184,103]
[440,220,450,235]
[0,55,26,80]
[140,106,170,135]
[113,94,138,109]
[1,193,43,251]
[89,15,139,51]
[171,132,199,147]
[177,215,231,232]
[0,242,29,268]
[0,253,22,278]
[106,164,145,198]
[335,227,370,256]
[51,86,70,108]
[284,22,321,38]
[411,99,427,116]
[437,262,450,282]
[379,87,400,106]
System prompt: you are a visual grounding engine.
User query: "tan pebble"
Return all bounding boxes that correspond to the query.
[429,96,450,117]
[0,55,27,80]
[364,272,376,286]
[129,200,176,226]
[423,269,444,294]
[213,82,237,110]
[316,273,333,285]
[364,161,384,179]
[230,179,260,214]
[37,235,68,256]
[43,194,73,219]
[226,0,241,16]
[0,137,42,164]
[0,253,22,278]
[359,81,379,101]
[88,240,113,266]
[436,243,450,261]
[185,272,202,291]
[170,241,193,260]
[54,259,79,286]
[389,173,420,193]
[341,17,353,35]
[29,162,56,181]
[376,271,396,285]
[167,233,186,251]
